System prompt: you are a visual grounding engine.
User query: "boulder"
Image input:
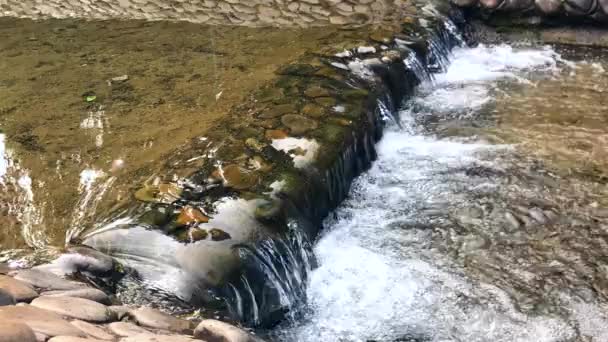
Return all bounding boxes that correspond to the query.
[0,304,86,337]
[535,0,563,14]
[31,297,115,323]
[0,275,38,302]
[129,308,192,334]
[41,289,110,305]
[0,321,37,342]
[70,320,115,340]
[107,322,152,337]
[194,320,262,342]
[119,334,196,342]
[14,270,85,291]
[0,288,16,306]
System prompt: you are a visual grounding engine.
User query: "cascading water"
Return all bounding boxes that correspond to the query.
[269,30,608,342]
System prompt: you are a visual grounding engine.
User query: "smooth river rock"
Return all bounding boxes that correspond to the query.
[48,337,107,342]
[194,319,262,342]
[119,334,196,342]
[0,275,39,302]
[0,305,86,337]
[14,269,85,291]
[0,288,16,306]
[42,288,110,305]
[129,307,192,333]
[107,322,152,337]
[70,320,115,340]
[31,297,115,323]
[0,321,37,342]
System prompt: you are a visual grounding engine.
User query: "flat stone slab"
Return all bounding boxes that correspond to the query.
[194,319,261,342]
[129,307,191,333]
[31,296,114,323]
[70,320,115,341]
[0,275,39,302]
[107,322,152,337]
[119,334,196,342]
[0,321,37,342]
[14,269,85,291]
[42,288,110,305]
[0,304,86,337]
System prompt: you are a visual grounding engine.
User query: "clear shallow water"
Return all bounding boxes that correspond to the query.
[273,44,608,341]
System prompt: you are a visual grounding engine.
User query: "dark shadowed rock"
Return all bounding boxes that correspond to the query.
[129,307,192,334]
[31,297,115,323]
[41,289,110,305]
[0,275,38,302]
[107,322,151,337]
[70,320,115,340]
[0,304,86,337]
[0,288,16,306]
[108,306,131,321]
[194,319,263,342]
[14,269,85,291]
[0,321,37,342]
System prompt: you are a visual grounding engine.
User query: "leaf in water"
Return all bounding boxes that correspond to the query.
[85,95,97,102]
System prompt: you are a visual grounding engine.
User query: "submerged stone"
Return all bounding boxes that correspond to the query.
[304,86,331,98]
[281,114,318,135]
[265,129,288,140]
[220,164,260,190]
[209,228,232,241]
[176,207,209,226]
[301,103,326,118]
[259,103,297,119]
[135,183,182,204]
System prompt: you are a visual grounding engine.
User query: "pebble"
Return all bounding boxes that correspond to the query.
[194,319,261,342]
[0,275,39,302]
[129,307,192,334]
[42,289,110,305]
[119,334,196,342]
[0,304,87,337]
[70,320,115,340]
[14,269,85,291]
[107,322,151,337]
[0,321,37,342]
[31,296,115,323]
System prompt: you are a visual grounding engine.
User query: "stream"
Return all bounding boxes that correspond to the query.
[270,41,608,341]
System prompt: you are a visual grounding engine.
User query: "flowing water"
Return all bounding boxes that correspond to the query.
[271,43,608,341]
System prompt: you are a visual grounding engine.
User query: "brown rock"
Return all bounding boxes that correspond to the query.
[70,320,115,340]
[31,297,114,323]
[220,165,259,190]
[176,207,209,226]
[0,321,37,342]
[129,307,192,334]
[41,289,110,305]
[0,304,86,337]
[107,322,151,337]
[265,129,288,140]
[0,275,38,302]
[259,103,297,119]
[209,228,232,242]
[119,334,196,342]
[301,103,325,118]
[281,114,318,135]
[14,269,85,291]
[304,86,330,98]
[194,319,262,342]
[48,336,106,341]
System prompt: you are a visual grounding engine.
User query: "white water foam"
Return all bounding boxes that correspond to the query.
[278,45,581,341]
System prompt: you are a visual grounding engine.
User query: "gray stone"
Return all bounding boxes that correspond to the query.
[42,289,110,305]
[107,322,152,337]
[194,319,262,342]
[119,334,196,342]
[0,304,86,337]
[0,288,16,306]
[129,308,192,334]
[0,321,37,342]
[14,269,85,291]
[0,275,38,302]
[70,320,115,340]
[31,297,114,323]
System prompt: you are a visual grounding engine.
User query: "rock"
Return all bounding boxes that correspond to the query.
[48,336,107,342]
[41,289,110,305]
[281,114,318,135]
[304,86,330,98]
[70,320,115,341]
[300,103,325,118]
[0,263,9,275]
[108,306,131,321]
[209,228,232,241]
[259,104,297,119]
[194,319,261,342]
[535,0,562,14]
[129,307,192,334]
[265,129,288,140]
[65,246,115,274]
[107,322,151,337]
[0,275,39,302]
[451,0,479,6]
[176,207,209,226]
[111,75,129,83]
[119,334,196,342]
[0,321,37,342]
[479,0,503,9]
[220,165,259,190]
[31,297,114,323]
[0,288,16,306]
[0,305,86,337]
[14,269,85,291]
[564,0,595,15]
